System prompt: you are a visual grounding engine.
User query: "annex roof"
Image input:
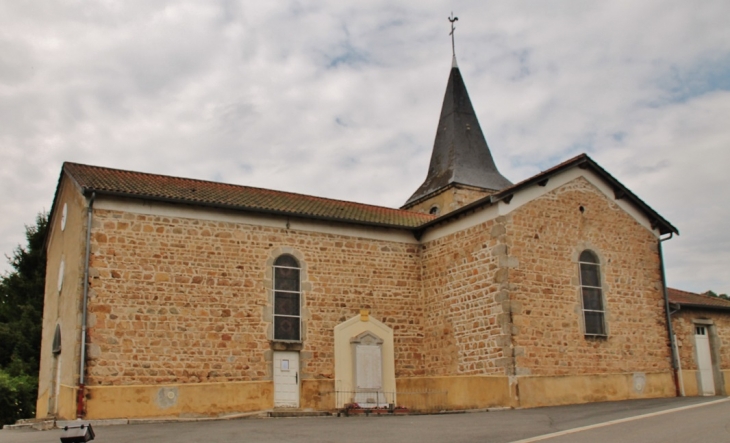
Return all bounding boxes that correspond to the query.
[668,288,730,311]
[62,162,435,229]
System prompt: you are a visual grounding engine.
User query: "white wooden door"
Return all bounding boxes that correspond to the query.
[274,351,299,407]
[695,326,715,396]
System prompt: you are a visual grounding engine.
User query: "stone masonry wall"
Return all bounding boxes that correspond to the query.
[81,176,675,391]
[84,206,424,387]
[672,309,730,371]
[420,216,509,376]
[507,177,672,376]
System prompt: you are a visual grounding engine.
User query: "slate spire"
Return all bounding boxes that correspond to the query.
[404,62,512,206]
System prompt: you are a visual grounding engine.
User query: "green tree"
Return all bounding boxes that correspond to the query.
[0,371,37,426]
[0,212,48,425]
[706,290,730,301]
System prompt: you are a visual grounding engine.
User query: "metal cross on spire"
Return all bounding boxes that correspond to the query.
[448,12,459,59]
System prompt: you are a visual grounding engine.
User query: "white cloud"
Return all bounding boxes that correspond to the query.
[0,0,729,295]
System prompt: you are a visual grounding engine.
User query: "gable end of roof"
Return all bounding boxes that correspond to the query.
[415,153,677,236]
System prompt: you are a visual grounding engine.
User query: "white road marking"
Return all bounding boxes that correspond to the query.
[510,397,730,443]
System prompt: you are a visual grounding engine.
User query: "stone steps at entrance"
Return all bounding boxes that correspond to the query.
[268,409,332,418]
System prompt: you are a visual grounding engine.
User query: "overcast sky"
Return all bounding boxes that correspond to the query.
[1,1,729,295]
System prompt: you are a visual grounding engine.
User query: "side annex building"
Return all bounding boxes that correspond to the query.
[38,58,718,420]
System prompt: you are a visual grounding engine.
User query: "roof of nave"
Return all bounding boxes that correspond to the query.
[56,151,677,237]
[62,162,436,229]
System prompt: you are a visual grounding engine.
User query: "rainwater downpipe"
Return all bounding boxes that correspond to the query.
[77,192,95,417]
[670,304,686,397]
[659,232,682,397]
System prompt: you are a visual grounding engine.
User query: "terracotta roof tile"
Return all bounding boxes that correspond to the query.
[63,162,435,229]
[668,288,730,310]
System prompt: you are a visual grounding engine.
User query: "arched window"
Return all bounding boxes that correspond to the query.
[273,255,301,341]
[52,324,62,355]
[579,250,606,336]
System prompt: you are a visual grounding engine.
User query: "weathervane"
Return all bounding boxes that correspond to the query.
[448,12,459,58]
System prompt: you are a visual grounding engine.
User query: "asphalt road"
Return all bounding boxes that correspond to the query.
[2,396,727,443]
[514,398,730,443]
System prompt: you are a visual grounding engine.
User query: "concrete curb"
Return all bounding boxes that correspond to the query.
[57,419,130,428]
[3,410,273,432]
[464,406,513,413]
[127,410,271,425]
[3,420,55,431]
[3,406,511,431]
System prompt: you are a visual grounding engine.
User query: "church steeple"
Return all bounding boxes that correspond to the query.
[404,62,512,209]
[403,61,512,210]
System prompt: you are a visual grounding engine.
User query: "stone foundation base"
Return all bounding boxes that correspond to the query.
[69,371,677,420]
[84,380,272,420]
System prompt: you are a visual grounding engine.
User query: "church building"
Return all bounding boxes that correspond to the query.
[37,54,692,420]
